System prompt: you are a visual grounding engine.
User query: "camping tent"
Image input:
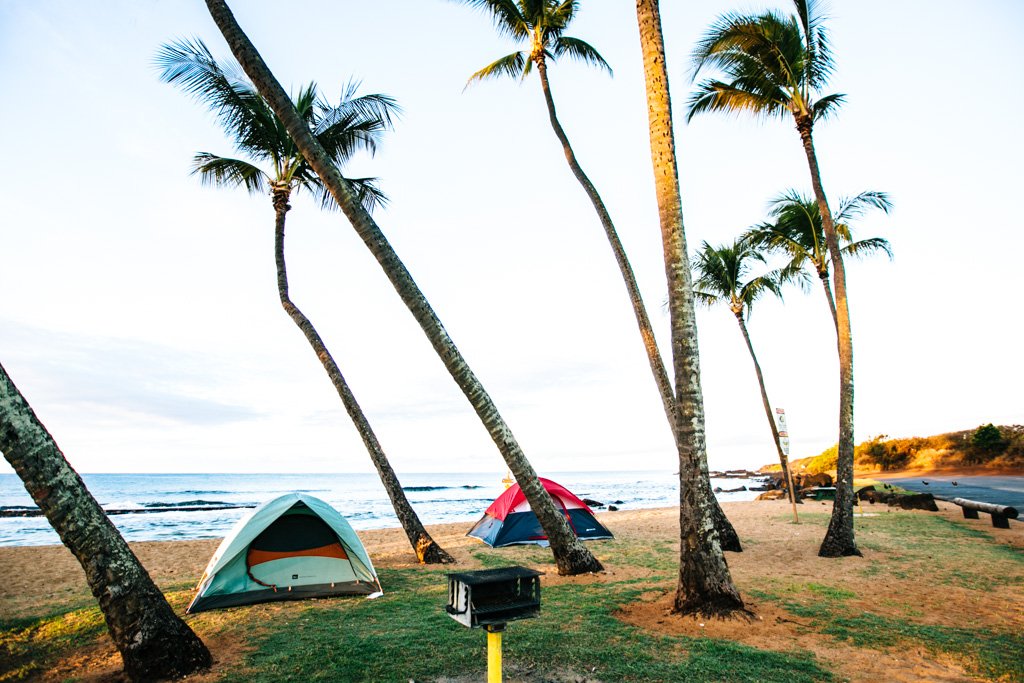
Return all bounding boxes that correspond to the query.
[467,477,613,547]
[187,493,380,613]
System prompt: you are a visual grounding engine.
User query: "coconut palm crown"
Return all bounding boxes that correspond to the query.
[156,38,398,213]
[460,0,611,85]
[745,189,892,325]
[687,0,843,128]
[691,238,798,319]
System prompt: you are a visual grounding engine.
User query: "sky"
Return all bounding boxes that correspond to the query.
[1,0,1022,476]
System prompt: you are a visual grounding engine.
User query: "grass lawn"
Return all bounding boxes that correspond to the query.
[2,502,1021,682]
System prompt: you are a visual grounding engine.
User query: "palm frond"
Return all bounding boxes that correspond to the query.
[314,176,387,214]
[794,0,835,89]
[811,92,846,122]
[191,153,268,194]
[693,290,722,308]
[316,81,401,135]
[157,38,283,162]
[454,0,530,40]
[834,190,892,222]
[466,51,529,87]
[550,36,612,75]
[686,79,788,122]
[842,237,893,261]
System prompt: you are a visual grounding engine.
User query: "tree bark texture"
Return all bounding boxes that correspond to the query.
[272,193,453,564]
[818,269,839,331]
[795,119,860,557]
[0,363,211,682]
[536,54,740,552]
[204,0,600,575]
[635,0,746,616]
[735,313,799,522]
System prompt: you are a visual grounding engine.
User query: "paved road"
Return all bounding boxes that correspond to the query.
[880,475,1024,512]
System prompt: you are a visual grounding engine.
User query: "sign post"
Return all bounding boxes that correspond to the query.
[774,408,800,523]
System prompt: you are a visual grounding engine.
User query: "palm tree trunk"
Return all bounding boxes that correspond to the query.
[734,313,799,522]
[535,54,741,552]
[818,270,838,330]
[795,118,860,557]
[205,0,600,575]
[635,0,746,617]
[271,193,453,564]
[0,363,212,681]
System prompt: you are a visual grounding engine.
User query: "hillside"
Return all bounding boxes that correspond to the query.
[760,424,1024,476]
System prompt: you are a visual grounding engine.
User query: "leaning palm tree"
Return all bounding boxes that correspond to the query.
[692,239,803,522]
[635,0,747,618]
[746,189,893,329]
[1,362,212,680]
[688,0,861,556]
[201,0,602,575]
[157,39,452,564]
[457,0,742,551]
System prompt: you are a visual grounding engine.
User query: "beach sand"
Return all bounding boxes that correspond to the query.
[2,499,1022,682]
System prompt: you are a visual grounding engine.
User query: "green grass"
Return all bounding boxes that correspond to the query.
[221,570,829,683]
[0,607,107,681]
[4,511,1022,682]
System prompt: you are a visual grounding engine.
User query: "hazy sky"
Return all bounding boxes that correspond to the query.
[1,0,1022,476]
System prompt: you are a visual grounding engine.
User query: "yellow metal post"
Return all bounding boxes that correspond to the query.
[487,627,502,683]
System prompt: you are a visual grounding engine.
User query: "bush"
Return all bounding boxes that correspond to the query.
[967,424,1007,463]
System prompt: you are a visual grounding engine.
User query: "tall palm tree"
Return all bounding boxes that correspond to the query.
[458,0,742,552]
[635,0,747,618]
[746,189,893,329]
[687,0,861,556]
[201,0,602,575]
[0,362,212,680]
[691,239,802,521]
[157,39,452,564]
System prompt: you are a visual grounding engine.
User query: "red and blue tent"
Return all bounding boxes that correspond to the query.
[467,477,613,547]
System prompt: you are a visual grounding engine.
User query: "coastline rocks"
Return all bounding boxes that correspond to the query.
[756,490,788,501]
[582,498,604,508]
[713,486,748,493]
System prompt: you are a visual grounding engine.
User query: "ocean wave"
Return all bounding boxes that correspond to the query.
[143,500,238,508]
[402,485,486,492]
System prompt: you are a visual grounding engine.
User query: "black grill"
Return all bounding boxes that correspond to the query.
[446,566,542,628]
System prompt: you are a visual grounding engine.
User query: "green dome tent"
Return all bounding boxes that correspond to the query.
[187,493,381,613]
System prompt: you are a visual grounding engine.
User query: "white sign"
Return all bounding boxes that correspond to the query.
[774,408,790,456]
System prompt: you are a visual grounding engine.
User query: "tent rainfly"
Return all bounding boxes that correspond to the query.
[467,477,613,547]
[187,493,380,613]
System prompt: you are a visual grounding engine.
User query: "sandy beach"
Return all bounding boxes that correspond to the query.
[2,498,1022,682]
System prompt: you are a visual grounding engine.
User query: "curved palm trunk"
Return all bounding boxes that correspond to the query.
[0,363,211,681]
[636,0,746,617]
[205,0,601,575]
[795,119,860,557]
[733,312,799,522]
[272,193,453,564]
[818,269,838,330]
[535,55,741,552]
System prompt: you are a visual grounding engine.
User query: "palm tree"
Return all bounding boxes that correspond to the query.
[0,362,212,680]
[746,189,893,329]
[157,39,452,564]
[687,0,861,557]
[201,0,602,575]
[691,239,803,521]
[457,0,742,552]
[635,0,747,618]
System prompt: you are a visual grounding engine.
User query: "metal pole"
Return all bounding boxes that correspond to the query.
[486,625,503,683]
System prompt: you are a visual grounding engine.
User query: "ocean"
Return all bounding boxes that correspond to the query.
[0,471,766,547]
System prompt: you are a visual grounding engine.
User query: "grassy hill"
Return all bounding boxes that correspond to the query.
[761,424,1024,476]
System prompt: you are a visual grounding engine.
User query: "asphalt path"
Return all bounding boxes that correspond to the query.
[880,474,1024,514]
